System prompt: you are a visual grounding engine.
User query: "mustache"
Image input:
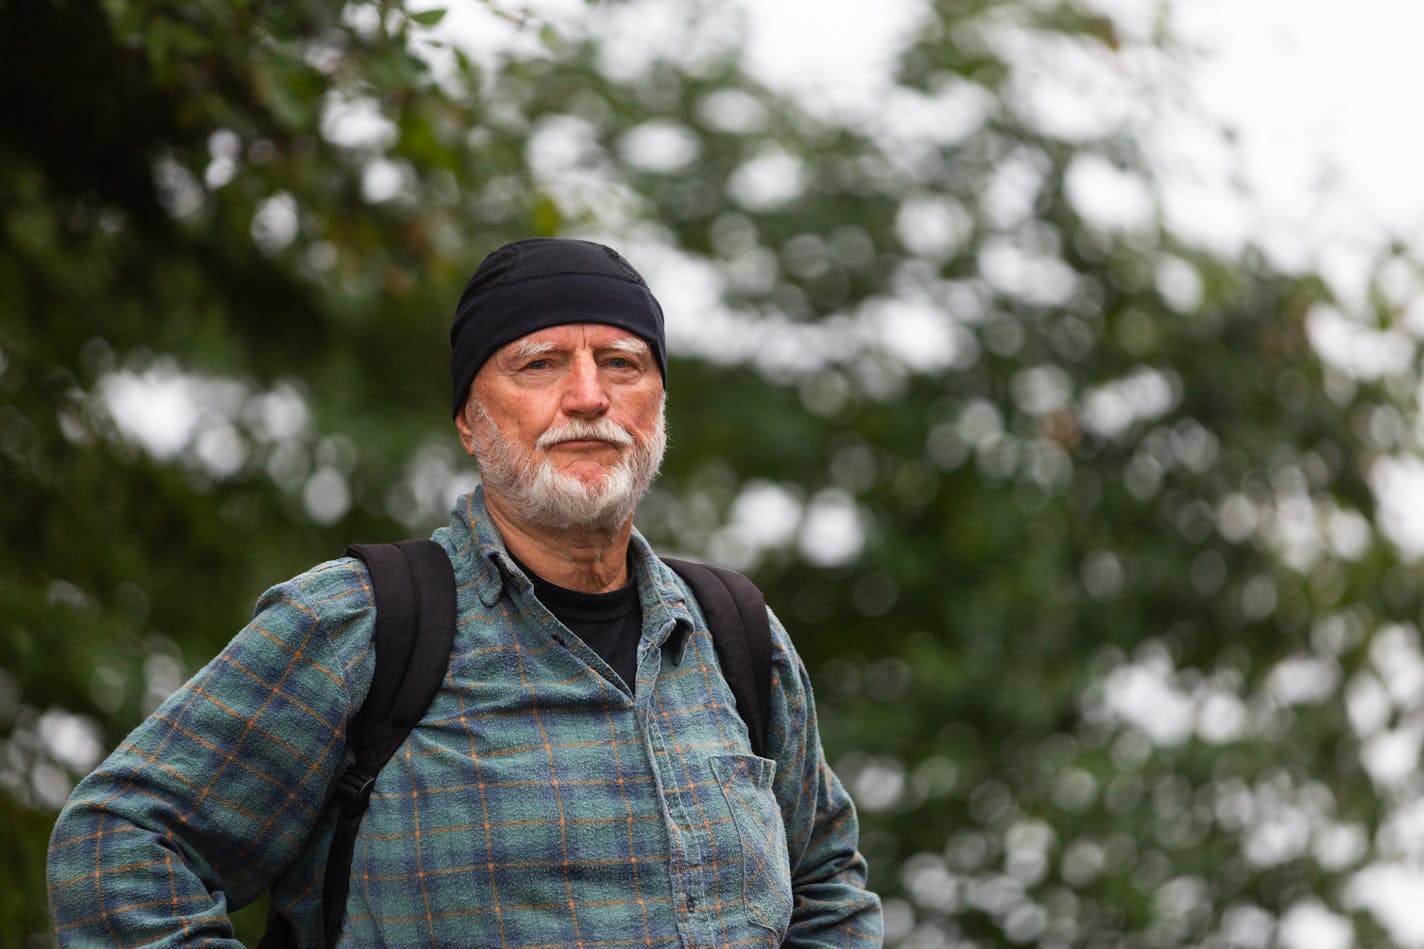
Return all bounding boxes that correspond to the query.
[536,418,635,450]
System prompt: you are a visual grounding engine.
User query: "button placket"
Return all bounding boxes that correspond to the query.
[640,687,715,944]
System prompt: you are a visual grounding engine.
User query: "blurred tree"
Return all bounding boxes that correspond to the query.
[4,0,1422,945]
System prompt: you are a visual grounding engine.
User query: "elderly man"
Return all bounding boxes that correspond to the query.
[47,238,882,946]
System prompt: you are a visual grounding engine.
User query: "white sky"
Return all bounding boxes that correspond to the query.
[739,0,1424,281]
[1171,0,1424,235]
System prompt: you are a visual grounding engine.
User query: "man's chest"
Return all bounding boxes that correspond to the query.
[339,620,788,946]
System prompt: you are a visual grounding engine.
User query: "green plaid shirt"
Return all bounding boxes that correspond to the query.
[48,489,882,947]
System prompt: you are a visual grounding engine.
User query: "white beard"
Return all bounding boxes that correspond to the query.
[469,399,666,531]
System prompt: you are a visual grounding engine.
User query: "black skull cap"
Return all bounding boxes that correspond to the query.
[449,238,667,417]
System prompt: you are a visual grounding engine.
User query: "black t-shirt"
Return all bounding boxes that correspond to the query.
[510,553,642,693]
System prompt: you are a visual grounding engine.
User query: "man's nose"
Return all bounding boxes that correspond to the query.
[560,355,610,417]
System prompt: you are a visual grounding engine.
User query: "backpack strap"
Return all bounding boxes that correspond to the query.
[321,539,456,948]
[662,558,773,759]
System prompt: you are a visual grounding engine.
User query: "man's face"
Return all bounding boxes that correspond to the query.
[455,323,667,531]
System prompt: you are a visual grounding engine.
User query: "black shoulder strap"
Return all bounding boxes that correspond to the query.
[662,558,772,759]
[321,539,456,949]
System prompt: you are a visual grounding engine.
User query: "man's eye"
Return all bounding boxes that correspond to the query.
[606,353,649,370]
[523,359,554,370]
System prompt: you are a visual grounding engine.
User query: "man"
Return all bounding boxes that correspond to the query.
[47,238,882,946]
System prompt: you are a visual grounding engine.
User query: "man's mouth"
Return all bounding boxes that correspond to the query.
[551,438,615,449]
[537,420,635,452]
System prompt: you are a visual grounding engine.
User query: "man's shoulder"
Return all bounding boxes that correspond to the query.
[256,554,375,619]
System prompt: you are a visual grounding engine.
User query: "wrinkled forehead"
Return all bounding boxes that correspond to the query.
[494,323,652,360]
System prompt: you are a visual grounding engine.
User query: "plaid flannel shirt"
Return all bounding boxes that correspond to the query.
[48,489,882,947]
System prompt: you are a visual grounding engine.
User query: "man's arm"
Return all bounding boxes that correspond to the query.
[46,561,374,946]
[766,610,884,947]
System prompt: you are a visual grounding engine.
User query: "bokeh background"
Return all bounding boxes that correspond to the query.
[6,0,1424,944]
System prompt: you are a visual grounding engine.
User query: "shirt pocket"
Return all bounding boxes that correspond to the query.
[710,753,793,936]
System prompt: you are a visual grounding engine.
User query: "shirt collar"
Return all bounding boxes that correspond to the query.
[629,528,697,663]
[436,487,696,661]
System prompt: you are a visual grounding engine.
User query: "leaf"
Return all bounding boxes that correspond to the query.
[409,8,448,27]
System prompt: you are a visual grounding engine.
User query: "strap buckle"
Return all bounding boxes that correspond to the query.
[335,768,376,806]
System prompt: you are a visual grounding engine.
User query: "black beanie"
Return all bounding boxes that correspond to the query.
[449,238,667,418]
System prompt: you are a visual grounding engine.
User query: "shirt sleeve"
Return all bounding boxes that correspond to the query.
[45,560,376,946]
[766,609,884,948]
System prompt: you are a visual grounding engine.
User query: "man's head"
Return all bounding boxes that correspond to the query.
[450,238,667,420]
[451,240,669,531]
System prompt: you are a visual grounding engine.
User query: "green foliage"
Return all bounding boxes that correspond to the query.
[5,0,1423,944]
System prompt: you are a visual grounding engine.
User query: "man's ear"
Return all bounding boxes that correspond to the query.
[454,403,478,457]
